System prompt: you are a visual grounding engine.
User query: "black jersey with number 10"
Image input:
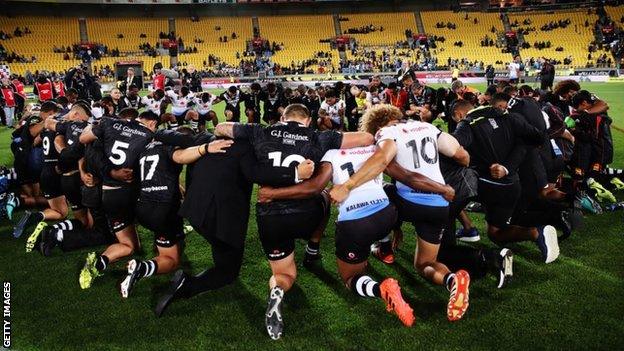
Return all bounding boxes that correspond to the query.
[234,121,343,215]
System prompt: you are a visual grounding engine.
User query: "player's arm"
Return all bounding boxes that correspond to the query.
[54,134,67,153]
[330,139,397,203]
[340,131,374,149]
[172,139,234,164]
[44,117,59,131]
[79,124,98,144]
[214,122,237,138]
[384,160,454,201]
[437,132,469,167]
[259,162,332,202]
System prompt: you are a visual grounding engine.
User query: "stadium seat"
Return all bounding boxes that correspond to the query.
[508,10,598,68]
[258,15,339,71]
[421,11,512,69]
[0,17,81,76]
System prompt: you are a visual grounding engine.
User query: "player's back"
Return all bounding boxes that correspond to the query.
[323,146,388,221]
[234,121,343,215]
[378,120,446,205]
[138,140,181,203]
[95,117,154,185]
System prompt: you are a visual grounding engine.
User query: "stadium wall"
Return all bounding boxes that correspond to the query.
[0,0,457,17]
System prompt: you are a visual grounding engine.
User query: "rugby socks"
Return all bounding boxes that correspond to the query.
[305,241,320,257]
[350,274,381,298]
[51,219,83,242]
[135,260,158,278]
[95,255,109,272]
[444,273,456,292]
[378,235,393,254]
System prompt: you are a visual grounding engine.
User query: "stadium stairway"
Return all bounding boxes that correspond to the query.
[252,16,259,37]
[502,13,511,32]
[79,18,88,42]
[414,12,425,34]
[332,14,342,37]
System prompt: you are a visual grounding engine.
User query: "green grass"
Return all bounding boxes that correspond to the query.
[1,83,623,351]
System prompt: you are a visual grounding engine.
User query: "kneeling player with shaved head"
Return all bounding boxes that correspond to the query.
[215,103,374,340]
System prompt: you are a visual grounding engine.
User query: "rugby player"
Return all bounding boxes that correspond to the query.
[215,103,373,339]
[330,104,472,321]
[77,110,160,289]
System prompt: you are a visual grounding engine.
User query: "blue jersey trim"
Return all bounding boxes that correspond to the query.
[338,200,390,221]
[398,189,448,207]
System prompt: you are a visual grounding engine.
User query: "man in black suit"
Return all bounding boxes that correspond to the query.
[119,67,142,95]
[153,129,314,317]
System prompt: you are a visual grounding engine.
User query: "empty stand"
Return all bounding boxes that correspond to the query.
[258,15,338,71]
[421,11,511,68]
[508,10,597,68]
[0,17,81,75]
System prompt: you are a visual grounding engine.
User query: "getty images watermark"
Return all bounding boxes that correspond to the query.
[3,281,10,348]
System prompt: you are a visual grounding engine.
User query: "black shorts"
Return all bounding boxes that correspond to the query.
[101,184,138,233]
[135,199,184,248]
[81,184,102,209]
[335,204,398,264]
[61,173,84,210]
[257,195,328,261]
[477,178,521,227]
[385,184,448,245]
[40,165,62,199]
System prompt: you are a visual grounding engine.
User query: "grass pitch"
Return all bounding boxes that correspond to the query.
[0,82,623,351]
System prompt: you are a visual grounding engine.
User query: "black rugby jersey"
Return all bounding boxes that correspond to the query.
[56,120,89,173]
[57,120,88,146]
[407,86,437,110]
[41,115,64,165]
[92,117,154,185]
[234,121,342,215]
[219,90,245,110]
[41,128,59,165]
[138,141,182,203]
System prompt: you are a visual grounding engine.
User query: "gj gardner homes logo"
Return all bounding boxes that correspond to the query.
[3,281,10,348]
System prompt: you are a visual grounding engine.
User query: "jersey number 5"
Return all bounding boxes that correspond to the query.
[109,141,130,166]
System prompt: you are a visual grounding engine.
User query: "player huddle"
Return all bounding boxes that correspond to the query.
[1,62,621,341]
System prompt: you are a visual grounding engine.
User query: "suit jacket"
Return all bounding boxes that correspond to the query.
[119,75,142,93]
[155,130,296,247]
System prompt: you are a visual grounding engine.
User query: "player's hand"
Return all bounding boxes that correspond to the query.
[207,139,233,153]
[80,171,94,187]
[330,184,350,204]
[110,168,133,182]
[297,159,315,180]
[489,163,507,179]
[257,186,273,203]
[442,185,455,202]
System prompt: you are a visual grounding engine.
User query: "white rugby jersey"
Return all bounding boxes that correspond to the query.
[140,96,164,115]
[322,146,389,221]
[376,120,447,206]
[192,94,217,115]
[320,99,346,124]
[166,90,195,115]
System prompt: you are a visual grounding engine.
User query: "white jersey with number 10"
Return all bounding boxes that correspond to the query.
[321,145,389,221]
[376,121,448,207]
